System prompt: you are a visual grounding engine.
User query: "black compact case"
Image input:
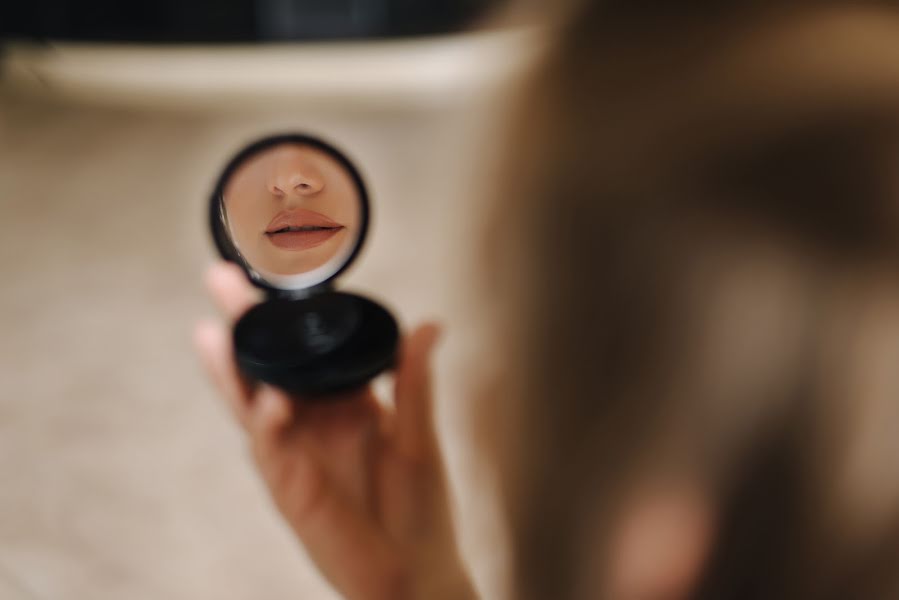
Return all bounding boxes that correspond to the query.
[209,134,399,398]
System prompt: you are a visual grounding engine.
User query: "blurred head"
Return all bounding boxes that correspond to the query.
[222,142,361,277]
[478,2,899,599]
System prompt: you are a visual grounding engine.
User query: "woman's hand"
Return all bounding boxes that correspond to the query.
[193,262,475,600]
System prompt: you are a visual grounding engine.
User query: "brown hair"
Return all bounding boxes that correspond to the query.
[484,3,899,599]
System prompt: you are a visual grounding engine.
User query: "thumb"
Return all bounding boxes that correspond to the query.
[393,322,443,459]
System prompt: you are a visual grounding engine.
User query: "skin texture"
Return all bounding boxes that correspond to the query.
[193,262,475,600]
[223,144,362,276]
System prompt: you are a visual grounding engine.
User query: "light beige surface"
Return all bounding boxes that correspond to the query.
[0,41,520,598]
[2,31,532,112]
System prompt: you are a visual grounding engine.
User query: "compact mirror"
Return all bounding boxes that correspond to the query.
[213,134,368,292]
[210,134,398,398]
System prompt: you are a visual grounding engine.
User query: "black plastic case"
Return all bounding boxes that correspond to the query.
[209,133,399,398]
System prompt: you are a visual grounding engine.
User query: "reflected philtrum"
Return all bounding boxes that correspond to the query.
[264,208,345,251]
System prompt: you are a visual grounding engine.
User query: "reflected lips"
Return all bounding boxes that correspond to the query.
[265,209,344,251]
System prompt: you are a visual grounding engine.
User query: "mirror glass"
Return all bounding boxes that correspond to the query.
[213,136,366,291]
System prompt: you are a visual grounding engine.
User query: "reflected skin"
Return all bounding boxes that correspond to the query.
[223,143,361,276]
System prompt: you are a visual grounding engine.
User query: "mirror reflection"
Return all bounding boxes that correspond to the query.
[218,140,363,289]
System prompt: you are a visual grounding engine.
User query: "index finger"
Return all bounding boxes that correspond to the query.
[393,322,443,460]
[204,261,261,322]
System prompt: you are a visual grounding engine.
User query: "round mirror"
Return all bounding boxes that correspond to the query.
[210,134,368,292]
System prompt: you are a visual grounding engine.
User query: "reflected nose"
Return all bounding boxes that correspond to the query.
[268,164,325,197]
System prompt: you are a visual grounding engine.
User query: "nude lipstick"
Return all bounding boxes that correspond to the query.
[265,209,344,251]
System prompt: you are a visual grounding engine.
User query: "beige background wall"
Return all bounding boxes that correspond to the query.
[0,34,529,598]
